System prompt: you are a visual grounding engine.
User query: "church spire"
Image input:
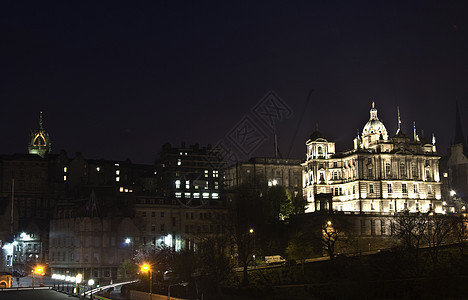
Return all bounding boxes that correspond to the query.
[28,112,51,158]
[454,101,465,145]
[39,111,43,130]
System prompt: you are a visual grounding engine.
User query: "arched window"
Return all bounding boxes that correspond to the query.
[317,145,323,155]
[385,162,391,176]
[399,162,406,177]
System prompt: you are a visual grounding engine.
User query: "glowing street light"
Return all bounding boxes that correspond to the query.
[125,238,131,244]
[327,221,332,226]
[88,279,95,299]
[450,190,456,196]
[249,228,254,234]
[34,266,45,275]
[141,263,152,296]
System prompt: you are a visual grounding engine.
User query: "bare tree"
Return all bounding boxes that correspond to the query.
[424,214,453,268]
[392,212,427,275]
[452,214,468,256]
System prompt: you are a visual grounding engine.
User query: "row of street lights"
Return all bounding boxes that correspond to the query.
[52,273,97,298]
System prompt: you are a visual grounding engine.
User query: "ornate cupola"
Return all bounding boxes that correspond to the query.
[360,102,388,149]
[28,111,51,158]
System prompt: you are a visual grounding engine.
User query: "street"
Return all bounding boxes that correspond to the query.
[0,288,78,300]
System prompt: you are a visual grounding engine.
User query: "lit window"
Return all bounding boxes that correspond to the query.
[119,187,124,192]
[116,170,120,175]
[185,192,191,198]
[205,181,209,189]
[63,175,67,181]
[179,152,183,155]
[63,167,67,173]
[202,192,209,199]
[115,163,119,166]
[385,162,391,176]
[124,189,128,193]
[129,189,133,193]
[204,170,209,177]
[96,167,101,172]
[175,192,182,198]
[185,180,190,189]
[443,172,448,178]
[194,193,200,198]
[213,170,219,178]
[116,177,120,182]
[175,180,180,189]
[212,193,219,199]
[214,182,219,189]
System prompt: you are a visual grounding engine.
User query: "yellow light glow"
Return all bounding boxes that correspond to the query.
[141,263,150,272]
[34,265,45,276]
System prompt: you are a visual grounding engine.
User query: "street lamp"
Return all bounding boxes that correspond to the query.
[75,274,82,296]
[125,238,134,257]
[141,263,152,298]
[88,279,95,299]
[33,265,44,288]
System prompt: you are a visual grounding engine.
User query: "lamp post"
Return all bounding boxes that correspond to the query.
[141,263,152,299]
[249,228,256,265]
[88,279,95,299]
[33,265,44,288]
[76,274,82,296]
[125,238,134,258]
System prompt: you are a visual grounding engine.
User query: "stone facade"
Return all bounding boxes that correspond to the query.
[303,104,442,214]
[225,157,303,196]
[49,216,139,282]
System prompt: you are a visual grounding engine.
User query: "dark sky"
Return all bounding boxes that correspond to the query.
[1,1,467,164]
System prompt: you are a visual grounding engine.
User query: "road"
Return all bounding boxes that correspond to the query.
[0,288,79,300]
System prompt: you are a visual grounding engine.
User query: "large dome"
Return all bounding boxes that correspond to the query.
[362,103,387,137]
[362,119,387,136]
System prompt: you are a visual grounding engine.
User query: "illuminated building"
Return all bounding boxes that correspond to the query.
[134,196,227,252]
[155,142,224,205]
[303,103,442,214]
[49,216,139,281]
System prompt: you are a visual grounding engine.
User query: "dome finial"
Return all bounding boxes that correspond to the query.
[372,101,375,109]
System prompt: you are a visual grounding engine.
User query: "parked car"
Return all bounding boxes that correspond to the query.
[265,255,286,265]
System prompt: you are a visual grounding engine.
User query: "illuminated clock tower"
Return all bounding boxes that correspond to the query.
[28,111,51,158]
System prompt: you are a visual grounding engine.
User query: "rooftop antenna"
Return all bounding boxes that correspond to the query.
[396,106,401,134]
[286,89,314,158]
[10,179,14,235]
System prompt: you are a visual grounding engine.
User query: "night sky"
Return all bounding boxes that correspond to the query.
[1,1,467,164]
